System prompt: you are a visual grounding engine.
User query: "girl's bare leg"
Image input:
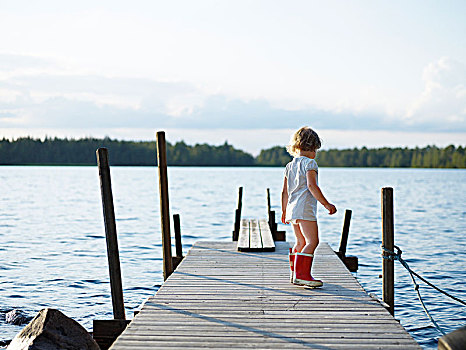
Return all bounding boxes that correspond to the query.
[291,223,306,253]
[298,220,319,254]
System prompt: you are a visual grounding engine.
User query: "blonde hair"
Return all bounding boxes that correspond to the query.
[287,127,321,156]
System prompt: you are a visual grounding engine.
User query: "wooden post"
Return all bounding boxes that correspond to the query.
[269,210,277,239]
[173,214,183,258]
[233,187,243,241]
[171,214,184,270]
[266,188,271,214]
[267,188,275,236]
[238,186,243,214]
[93,319,130,350]
[338,209,352,257]
[156,131,173,281]
[382,187,395,316]
[267,188,278,238]
[96,148,125,320]
[233,209,240,241]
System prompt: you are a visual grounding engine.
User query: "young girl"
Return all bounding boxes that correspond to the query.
[281,127,337,287]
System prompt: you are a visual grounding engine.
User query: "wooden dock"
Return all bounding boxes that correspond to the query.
[109,241,420,349]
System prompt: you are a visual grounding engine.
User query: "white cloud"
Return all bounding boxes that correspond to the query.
[1,54,466,135]
[406,57,466,129]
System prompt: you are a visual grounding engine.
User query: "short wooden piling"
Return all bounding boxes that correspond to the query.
[382,187,395,316]
[96,148,125,320]
[338,209,352,257]
[173,214,183,258]
[267,188,285,241]
[156,131,173,281]
[267,188,275,236]
[172,214,184,269]
[93,319,130,350]
[232,187,243,241]
[237,186,243,214]
[266,188,271,213]
[335,209,358,272]
[269,210,277,238]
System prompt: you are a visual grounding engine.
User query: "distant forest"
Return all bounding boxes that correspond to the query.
[0,137,465,168]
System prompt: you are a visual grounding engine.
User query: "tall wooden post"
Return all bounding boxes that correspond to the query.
[156,131,173,281]
[338,209,352,257]
[382,187,395,316]
[96,148,125,320]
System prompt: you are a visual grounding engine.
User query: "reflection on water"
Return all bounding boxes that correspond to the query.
[0,166,465,349]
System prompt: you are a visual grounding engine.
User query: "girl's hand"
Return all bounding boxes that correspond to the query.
[325,203,337,215]
[281,211,288,224]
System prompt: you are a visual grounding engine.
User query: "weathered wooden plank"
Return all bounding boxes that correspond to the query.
[113,337,419,345]
[249,219,262,249]
[129,320,405,326]
[120,323,414,335]
[118,334,416,343]
[112,344,415,350]
[236,220,249,251]
[259,218,275,251]
[135,311,396,318]
[112,336,419,345]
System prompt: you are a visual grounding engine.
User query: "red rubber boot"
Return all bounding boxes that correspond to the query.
[293,252,323,287]
[288,248,295,283]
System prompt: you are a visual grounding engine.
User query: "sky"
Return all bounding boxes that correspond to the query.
[1,0,465,155]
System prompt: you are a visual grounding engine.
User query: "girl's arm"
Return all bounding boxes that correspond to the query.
[306,170,337,214]
[281,176,288,224]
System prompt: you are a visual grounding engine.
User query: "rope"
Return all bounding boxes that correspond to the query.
[381,245,466,336]
[381,246,466,306]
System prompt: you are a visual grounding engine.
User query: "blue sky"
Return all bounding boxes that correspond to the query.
[1,0,465,154]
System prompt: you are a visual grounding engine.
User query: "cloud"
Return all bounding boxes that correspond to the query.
[1,54,465,133]
[0,89,396,130]
[406,57,466,130]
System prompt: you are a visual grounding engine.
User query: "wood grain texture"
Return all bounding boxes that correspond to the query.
[237,219,275,252]
[110,241,420,349]
[249,220,261,249]
[237,220,249,251]
[259,219,275,251]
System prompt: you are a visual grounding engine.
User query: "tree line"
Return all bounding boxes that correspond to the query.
[257,145,465,168]
[0,137,464,168]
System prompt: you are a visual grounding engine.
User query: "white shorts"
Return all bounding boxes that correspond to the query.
[289,218,317,225]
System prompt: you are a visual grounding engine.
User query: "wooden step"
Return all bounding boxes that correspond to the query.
[237,219,275,252]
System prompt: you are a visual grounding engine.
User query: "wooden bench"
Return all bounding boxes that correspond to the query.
[237,219,275,252]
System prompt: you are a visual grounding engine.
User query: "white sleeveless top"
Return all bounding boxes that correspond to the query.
[284,156,318,222]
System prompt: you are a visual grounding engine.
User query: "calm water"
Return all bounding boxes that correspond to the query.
[0,166,465,348]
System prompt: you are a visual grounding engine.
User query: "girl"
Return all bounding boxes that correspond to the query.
[281,127,337,287]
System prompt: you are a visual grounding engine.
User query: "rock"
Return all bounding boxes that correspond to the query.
[7,308,100,350]
[438,325,466,350]
[0,339,12,347]
[5,310,32,326]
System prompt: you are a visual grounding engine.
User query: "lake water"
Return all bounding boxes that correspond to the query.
[0,166,465,349]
